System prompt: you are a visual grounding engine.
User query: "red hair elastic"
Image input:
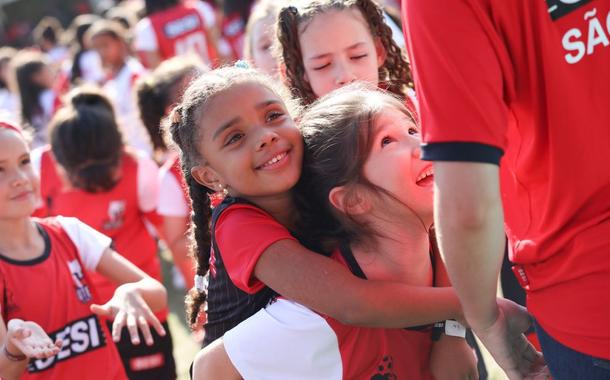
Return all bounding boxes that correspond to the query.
[0,121,23,135]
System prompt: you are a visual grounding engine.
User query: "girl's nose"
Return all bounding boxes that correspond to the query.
[257,129,279,150]
[412,146,422,159]
[334,62,356,86]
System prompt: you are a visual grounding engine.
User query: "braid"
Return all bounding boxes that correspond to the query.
[184,173,213,328]
[277,6,317,105]
[356,0,413,96]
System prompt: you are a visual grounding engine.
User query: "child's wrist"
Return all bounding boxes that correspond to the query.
[2,344,26,361]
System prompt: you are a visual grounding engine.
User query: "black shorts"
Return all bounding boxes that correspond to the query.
[107,320,176,380]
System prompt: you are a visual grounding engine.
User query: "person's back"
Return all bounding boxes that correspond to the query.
[403,0,610,376]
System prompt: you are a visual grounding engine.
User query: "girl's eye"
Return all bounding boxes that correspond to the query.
[225,133,244,146]
[408,127,419,135]
[381,136,394,147]
[313,63,330,71]
[21,157,31,166]
[266,110,285,123]
[351,54,367,60]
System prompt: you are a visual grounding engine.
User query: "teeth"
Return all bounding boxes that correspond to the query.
[416,169,433,182]
[262,152,286,168]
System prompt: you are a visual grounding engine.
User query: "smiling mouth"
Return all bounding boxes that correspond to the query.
[257,151,289,169]
[416,167,434,186]
[11,190,33,200]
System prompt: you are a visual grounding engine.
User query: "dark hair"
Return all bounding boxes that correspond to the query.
[136,57,205,153]
[33,16,64,47]
[164,65,295,327]
[49,87,123,193]
[277,0,413,105]
[66,14,102,84]
[295,84,416,250]
[11,51,48,126]
[144,0,180,16]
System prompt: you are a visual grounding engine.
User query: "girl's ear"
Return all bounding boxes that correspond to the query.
[374,37,387,68]
[191,164,224,191]
[329,185,371,215]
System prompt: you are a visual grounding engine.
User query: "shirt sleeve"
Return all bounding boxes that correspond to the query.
[136,152,160,213]
[403,0,509,164]
[215,205,297,294]
[224,299,342,380]
[158,168,189,217]
[134,18,159,51]
[55,216,112,271]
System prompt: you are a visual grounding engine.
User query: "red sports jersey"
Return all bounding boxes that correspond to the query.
[403,0,610,358]
[149,1,218,65]
[36,148,167,321]
[0,217,127,380]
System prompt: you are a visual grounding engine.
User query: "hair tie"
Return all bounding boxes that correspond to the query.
[234,60,250,69]
[0,121,23,135]
[194,274,208,292]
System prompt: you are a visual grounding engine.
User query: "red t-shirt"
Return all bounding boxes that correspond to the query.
[35,149,167,321]
[214,203,297,293]
[403,0,610,358]
[0,217,127,380]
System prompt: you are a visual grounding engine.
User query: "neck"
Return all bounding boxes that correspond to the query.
[351,213,432,284]
[248,191,297,230]
[0,217,42,259]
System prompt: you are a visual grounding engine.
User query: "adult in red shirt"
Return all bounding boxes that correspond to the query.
[402,1,610,379]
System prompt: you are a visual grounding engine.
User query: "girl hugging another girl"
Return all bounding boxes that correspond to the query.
[164,63,494,379]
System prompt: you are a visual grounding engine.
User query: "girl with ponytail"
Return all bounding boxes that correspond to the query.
[32,86,177,379]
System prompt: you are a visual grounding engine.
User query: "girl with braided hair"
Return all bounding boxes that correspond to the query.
[191,85,486,380]
[276,0,415,107]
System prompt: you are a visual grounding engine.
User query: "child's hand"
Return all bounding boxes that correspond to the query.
[5,319,62,359]
[430,335,478,380]
[91,284,166,346]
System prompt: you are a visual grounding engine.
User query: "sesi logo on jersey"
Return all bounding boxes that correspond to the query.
[163,14,201,39]
[547,0,593,20]
[27,315,106,373]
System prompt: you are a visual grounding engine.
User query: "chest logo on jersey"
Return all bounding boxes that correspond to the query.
[103,200,126,230]
[27,315,106,373]
[68,259,92,303]
[370,355,397,379]
[561,7,610,63]
[547,0,593,20]
[164,14,201,39]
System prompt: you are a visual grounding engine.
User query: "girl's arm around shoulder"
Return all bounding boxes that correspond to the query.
[254,239,464,328]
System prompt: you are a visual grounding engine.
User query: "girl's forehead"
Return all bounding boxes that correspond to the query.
[0,129,28,155]
[198,81,284,132]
